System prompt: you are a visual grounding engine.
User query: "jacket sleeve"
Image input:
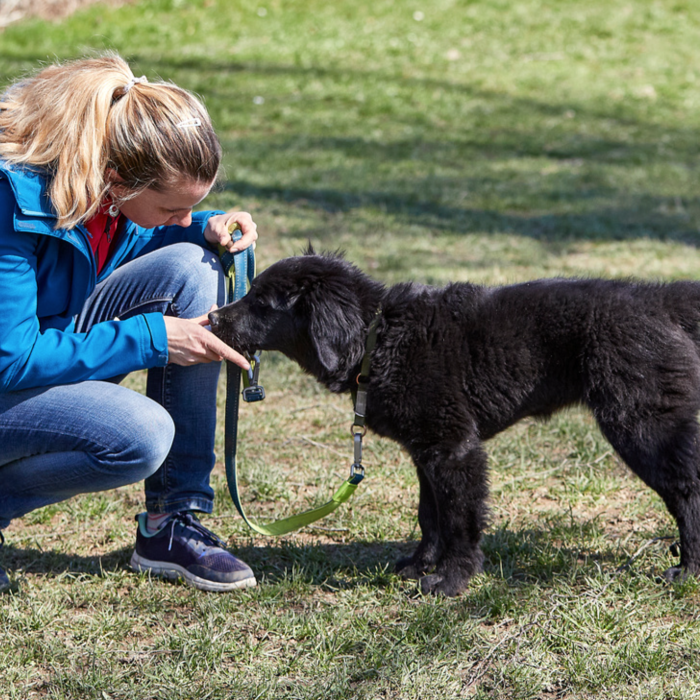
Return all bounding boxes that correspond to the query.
[119,210,225,264]
[0,197,169,392]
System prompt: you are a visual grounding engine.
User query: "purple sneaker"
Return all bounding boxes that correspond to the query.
[130,512,256,592]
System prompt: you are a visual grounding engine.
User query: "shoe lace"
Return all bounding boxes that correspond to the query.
[167,512,226,552]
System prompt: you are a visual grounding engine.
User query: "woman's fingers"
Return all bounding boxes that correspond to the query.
[163,315,250,369]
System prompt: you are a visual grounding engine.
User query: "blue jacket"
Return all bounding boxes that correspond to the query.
[0,161,224,392]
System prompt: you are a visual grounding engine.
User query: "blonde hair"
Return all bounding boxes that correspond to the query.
[0,53,222,229]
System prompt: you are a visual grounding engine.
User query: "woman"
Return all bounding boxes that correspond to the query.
[0,54,258,592]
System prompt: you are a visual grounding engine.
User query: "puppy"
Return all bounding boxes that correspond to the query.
[209,249,700,596]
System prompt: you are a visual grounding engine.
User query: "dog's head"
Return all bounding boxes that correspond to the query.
[209,249,383,386]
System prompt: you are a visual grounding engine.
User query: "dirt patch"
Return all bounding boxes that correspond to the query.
[0,0,127,27]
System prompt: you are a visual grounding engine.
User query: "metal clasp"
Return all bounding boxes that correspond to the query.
[350,462,365,484]
[242,352,265,402]
[349,428,365,484]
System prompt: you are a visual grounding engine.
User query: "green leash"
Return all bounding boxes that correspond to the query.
[220,230,373,536]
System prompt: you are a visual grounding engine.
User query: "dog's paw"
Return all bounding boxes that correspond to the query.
[417,553,482,596]
[418,573,468,597]
[663,566,686,583]
[395,557,426,580]
[662,565,697,583]
[419,574,445,595]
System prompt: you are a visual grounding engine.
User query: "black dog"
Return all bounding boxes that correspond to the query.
[209,250,700,596]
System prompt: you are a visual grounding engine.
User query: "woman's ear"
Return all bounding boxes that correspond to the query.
[104,168,122,183]
[105,168,127,197]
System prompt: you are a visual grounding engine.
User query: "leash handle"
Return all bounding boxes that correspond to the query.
[219,223,255,297]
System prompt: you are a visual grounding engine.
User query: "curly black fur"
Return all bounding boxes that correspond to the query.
[209,250,700,596]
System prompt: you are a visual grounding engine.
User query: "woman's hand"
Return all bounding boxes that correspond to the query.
[204,211,258,253]
[163,312,250,369]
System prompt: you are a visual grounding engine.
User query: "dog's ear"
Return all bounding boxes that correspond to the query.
[306,292,364,375]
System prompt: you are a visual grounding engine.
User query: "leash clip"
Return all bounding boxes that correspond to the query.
[350,462,365,485]
[349,430,365,484]
[242,352,266,402]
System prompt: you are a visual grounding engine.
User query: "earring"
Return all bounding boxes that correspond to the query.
[108,203,120,218]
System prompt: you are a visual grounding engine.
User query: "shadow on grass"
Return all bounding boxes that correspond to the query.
[222,179,700,247]
[0,538,412,589]
[155,56,700,247]
[1,52,698,246]
[236,519,678,588]
[0,50,695,148]
[482,526,632,584]
[0,526,674,589]
[1,543,134,580]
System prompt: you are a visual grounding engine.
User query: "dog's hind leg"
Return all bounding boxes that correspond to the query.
[598,417,700,581]
[395,467,442,580]
[408,438,489,596]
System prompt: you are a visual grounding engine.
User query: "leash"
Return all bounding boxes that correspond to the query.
[220,227,375,536]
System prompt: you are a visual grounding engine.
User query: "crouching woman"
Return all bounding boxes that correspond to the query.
[0,54,257,592]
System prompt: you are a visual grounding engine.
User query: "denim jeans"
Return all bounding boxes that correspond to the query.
[0,242,226,531]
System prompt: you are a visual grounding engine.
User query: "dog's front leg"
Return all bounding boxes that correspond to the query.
[411,439,489,597]
[395,467,442,579]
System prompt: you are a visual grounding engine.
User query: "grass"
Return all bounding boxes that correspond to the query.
[2,0,700,697]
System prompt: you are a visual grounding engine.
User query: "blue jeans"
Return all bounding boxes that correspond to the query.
[0,243,226,531]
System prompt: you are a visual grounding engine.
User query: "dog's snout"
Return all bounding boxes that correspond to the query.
[208,310,220,330]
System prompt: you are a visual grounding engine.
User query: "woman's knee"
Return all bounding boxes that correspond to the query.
[95,390,175,483]
[0,385,175,509]
[122,404,174,481]
[166,243,225,317]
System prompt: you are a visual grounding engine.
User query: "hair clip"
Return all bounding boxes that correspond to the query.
[176,118,202,129]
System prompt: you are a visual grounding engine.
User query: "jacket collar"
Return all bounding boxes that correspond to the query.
[0,159,55,218]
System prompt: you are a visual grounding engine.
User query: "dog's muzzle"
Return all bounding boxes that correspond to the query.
[208,310,222,332]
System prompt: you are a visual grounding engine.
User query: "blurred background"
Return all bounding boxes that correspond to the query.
[2,0,698,285]
[2,3,700,699]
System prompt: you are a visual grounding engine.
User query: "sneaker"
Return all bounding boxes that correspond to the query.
[130,512,256,592]
[0,532,10,593]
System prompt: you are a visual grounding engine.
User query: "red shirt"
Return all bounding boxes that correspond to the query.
[84,203,123,275]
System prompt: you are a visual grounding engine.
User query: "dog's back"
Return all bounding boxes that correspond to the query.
[373,277,700,440]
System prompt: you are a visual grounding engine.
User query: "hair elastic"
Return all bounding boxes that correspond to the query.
[123,75,147,93]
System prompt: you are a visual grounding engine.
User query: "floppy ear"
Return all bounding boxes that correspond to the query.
[306,291,364,375]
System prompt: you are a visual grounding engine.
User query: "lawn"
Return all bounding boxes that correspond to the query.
[1,1,700,698]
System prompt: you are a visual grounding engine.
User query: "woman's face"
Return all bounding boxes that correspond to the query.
[113,177,214,229]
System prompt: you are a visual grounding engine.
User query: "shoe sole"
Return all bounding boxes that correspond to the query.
[130,551,257,592]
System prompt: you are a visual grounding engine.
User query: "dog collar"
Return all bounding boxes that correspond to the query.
[350,306,382,482]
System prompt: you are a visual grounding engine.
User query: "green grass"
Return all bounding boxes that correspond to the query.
[3,0,700,698]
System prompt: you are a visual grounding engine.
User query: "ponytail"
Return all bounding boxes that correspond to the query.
[0,53,222,229]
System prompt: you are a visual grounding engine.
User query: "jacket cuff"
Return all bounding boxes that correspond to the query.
[142,312,169,366]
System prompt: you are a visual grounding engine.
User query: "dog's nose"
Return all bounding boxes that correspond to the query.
[208,310,220,330]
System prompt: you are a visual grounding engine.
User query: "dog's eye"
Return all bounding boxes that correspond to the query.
[266,294,288,311]
[247,284,297,311]
[246,284,269,308]
[249,292,279,311]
